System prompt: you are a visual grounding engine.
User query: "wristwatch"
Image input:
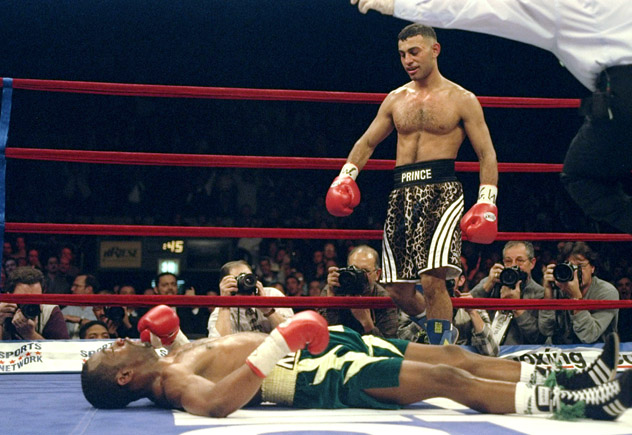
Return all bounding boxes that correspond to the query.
[263,308,276,318]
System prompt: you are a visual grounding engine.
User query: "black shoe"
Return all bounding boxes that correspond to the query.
[555,332,619,390]
[551,370,632,421]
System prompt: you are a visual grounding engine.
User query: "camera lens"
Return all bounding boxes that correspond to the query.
[19,304,41,319]
[337,265,368,296]
[105,306,125,322]
[499,268,519,287]
[236,273,257,295]
[553,263,575,283]
[498,266,527,287]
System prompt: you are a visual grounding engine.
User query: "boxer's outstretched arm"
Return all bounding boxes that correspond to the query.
[172,366,265,417]
[173,311,330,417]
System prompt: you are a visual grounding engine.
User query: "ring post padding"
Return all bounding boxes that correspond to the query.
[0,78,13,266]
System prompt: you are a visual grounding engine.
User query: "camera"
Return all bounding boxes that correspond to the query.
[499,266,528,287]
[235,272,257,295]
[18,304,41,319]
[337,265,369,296]
[104,306,126,322]
[553,262,582,283]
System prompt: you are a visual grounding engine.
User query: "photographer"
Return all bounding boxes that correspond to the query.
[91,289,138,339]
[539,242,618,345]
[207,260,294,338]
[0,267,69,340]
[319,245,398,339]
[470,241,545,346]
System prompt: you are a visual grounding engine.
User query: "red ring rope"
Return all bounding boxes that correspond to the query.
[1,293,631,311]
[0,77,580,108]
[5,223,632,242]
[5,148,563,172]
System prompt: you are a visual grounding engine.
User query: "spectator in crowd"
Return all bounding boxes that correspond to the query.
[307,279,323,297]
[59,245,80,279]
[319,245,398,338]
[62,273,99,338]
[3,258,17,277]
[470,241,545,346]
[59,256,78,283]
[117,283,143,325]
[616,276,632,300]
[207,260,294,338]
[152,272,206,337]
[540,242,619,344]
[0,267,69,340]
[284,274,304,297]
[616,275,632,342]
[178,283,212,339]
[306,249,325,281]
[79,320,111,339]
[43,254,71,295]
[256,256,278,287]
[3,241,13,260]
[11,236,27,263]
[27,248,42,270]
[323,242,338,265]
[451,270,498,356]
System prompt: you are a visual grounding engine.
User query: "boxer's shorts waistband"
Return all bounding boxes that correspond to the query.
[393,159,456,188]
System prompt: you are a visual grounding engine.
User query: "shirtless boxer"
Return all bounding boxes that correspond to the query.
[326,23,498,344]
[352,0,632,235]
[81,306,629,421]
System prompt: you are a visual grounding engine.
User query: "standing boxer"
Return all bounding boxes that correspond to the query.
[351,0,632,234]
[326,23,498,344]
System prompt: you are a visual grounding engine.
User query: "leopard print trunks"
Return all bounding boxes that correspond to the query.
[382,160,463,282]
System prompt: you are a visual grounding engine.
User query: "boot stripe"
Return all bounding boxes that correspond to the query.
[604,400,625,417]
[588,360,610,385]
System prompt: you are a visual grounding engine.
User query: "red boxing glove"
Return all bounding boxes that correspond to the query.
[326,176,361,217]
[138,304,181,347]
[326,163,361,217]
[246,310,330,378]
[460,185,498,244]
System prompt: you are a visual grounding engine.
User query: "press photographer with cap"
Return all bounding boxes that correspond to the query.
[539,242,618,345]
[207,260,294,338]
[0,267,69,340]
[319,245,398,338]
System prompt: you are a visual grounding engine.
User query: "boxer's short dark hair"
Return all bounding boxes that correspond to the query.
[81,360,138,409]
[398,23,437,42]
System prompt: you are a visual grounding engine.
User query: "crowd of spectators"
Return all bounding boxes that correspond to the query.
[1,233,632,348]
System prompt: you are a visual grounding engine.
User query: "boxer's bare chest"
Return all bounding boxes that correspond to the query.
[392,91,461,136]
[173,334,265,380]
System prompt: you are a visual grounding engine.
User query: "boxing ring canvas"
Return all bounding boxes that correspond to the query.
[3,373,632,435]
[2,340,632,435]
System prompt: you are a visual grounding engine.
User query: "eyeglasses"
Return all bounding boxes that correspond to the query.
[503,257,530,266]
[572,262,591,269]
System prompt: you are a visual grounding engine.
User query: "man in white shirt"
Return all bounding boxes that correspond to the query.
[351,0,632,233]
[207,260,294,338]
